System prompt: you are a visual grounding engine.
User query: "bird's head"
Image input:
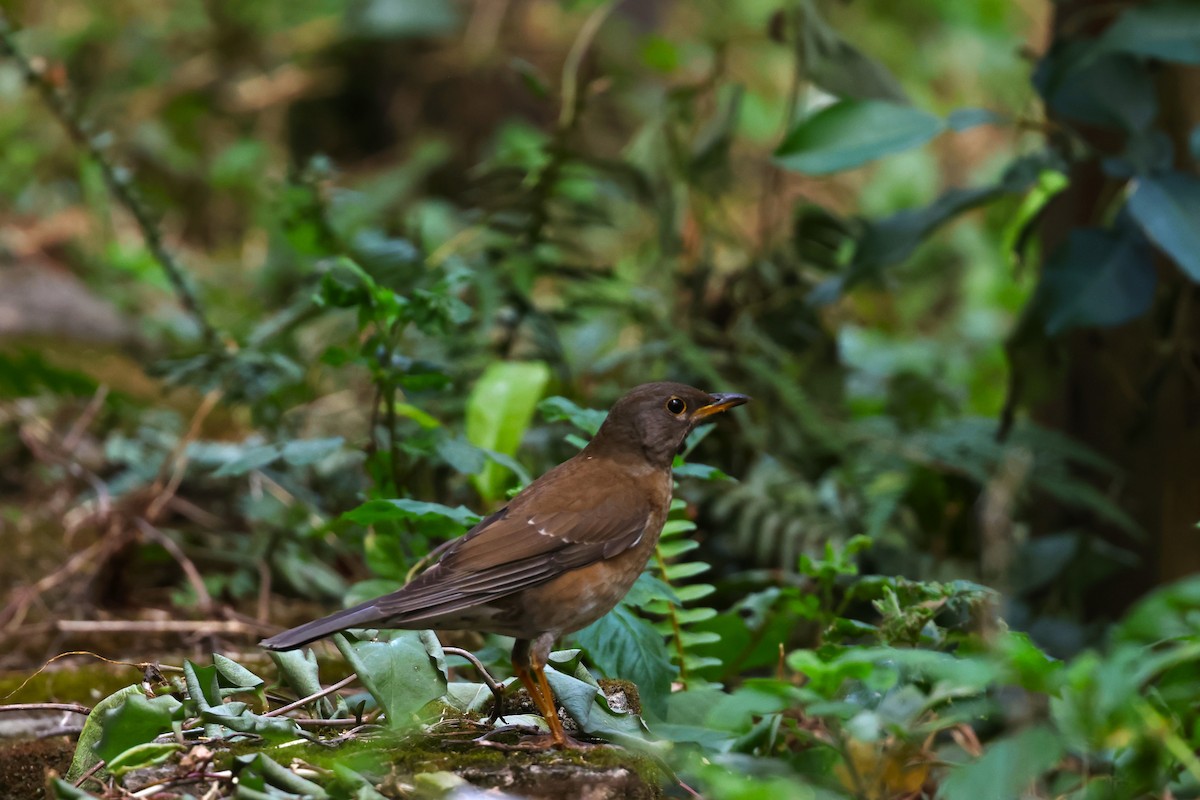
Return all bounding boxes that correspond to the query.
[588,381,750,468]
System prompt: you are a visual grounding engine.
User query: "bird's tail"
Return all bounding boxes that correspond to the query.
[259,600,387,650]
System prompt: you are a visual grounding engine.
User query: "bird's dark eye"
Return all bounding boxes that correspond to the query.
[666,397,686,415]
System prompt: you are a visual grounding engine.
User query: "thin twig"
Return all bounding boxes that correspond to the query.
[255,559,272,623]
[135,519,213,612]
[0,538,113,631]
[61,385,109,453]
[0,9,220,346]
[0,702,91,716]
[290,717,363,728]
[146,388,223,522]
[263,674,357,718]
[443,646,507,722]
[558,0,617,130]
[55,619,262,635]
[73,759,106,789]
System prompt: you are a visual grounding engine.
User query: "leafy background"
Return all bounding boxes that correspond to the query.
[1,0,1199,798]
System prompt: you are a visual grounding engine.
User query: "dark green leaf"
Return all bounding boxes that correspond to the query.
[544,666,661,749]
[1127,172,1200,282]
[1035,45,1155,133]
[795,0,907,103]
[211,443,281,477]
[269,648,338,718]
[939,725,1065,800]
[572,604,676,719]
[435,435,487,475]
[811,157,1043,301]
[946,107,1004,131]
[341,498,481,531]
[335,631,448,728]
[0,351,98,399]
[776,100,943,175]
[65,685,144,781]
[50,779,99,799]
[281,437,345,466]
[1114,575,1200,644]
[673,461,730,481]
[539,395,607,436]
[1098,1,1200,64]
[1036,227,1156,335]
[343,0,461,39]
[94,692,182,763]
[235,752,329,798]
[105,743,183,777]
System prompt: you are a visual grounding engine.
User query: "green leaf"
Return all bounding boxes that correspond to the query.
[672,461,730,481]
[434,435,487,475]
[50,779,99,799]
[657,539,699,559]
[939,725,1064,800]
[946,107,1004,131]
[442,682,500,715]
[341,498,481,533]
[1115,575,1200,644]
[1034,45,1155,134]
[235,752,329,798]
[269,648,337,718]
[1097,1,1200,64]
[344,0,461,39]
[623,572,680,608]
[572,604,677,719]
[1036,227,1156,335]
[213,653,265,691]
[775,100,943,175]
[673,584,717,603]
[280,437,345,466]
[331,763,391,800]
[795,0,907,103]
[466,361,550,502]
[335,631,448,728]
[0,350,98,399]
[93,692,182,764]
[662,561,711,581]
[105,742,183,777]
[66,685,144,781]
[539,396,608,436]
[812,155,1044,301]
[543,666,661,750]
[1127,172,1200,282]
[211,443,281,477]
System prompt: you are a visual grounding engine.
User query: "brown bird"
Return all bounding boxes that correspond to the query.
[261,382,749,747]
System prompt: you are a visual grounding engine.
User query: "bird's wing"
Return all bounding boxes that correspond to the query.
[369,493,653,620]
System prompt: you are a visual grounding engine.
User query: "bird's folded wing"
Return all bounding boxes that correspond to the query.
[370,496,652,620]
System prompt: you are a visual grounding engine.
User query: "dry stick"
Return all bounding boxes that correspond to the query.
[145,388,223,523]
[0,10,220,347]
[255,560,272,624]
[56,620,262,635]
[61,385,110,453]
[0,702,91,716]
[72,759,106,789]
[0,538,112,631]
[135,519,214,613]
[443,646,507,722]
[263,674,358,718]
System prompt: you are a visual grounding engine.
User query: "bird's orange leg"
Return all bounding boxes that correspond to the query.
[480,637,591,750]
[528,651,570,747]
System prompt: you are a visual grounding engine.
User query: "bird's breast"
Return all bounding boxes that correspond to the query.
[509,502,669,637]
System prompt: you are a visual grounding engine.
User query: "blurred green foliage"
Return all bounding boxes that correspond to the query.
[3,0,1200,797]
